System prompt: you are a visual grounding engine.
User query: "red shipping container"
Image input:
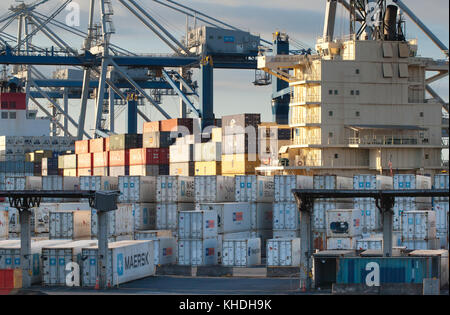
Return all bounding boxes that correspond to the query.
[89,138,105,153]
[77,153,93,169]
[75,140,90,154]
[109,150,129,167]
[129,148,169,165]
[0,93,26,110]
[93,152,109,168]
[143,121,160,133]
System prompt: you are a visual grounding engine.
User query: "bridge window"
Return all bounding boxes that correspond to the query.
[9,112,16,119]
[1,112,7,119]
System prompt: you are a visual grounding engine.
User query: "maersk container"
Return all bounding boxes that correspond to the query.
[313,201,353,231]
[118,176,157,203]
[353,175,393,191]
[394,174,432,203]
[401,211,437,241]
[178,210,218,239]
[327,237,361,250]
[250,203,273,230]
[132,203,156,231]
[91,204,134,238]
[313,175,353,190]
[134,230,173,240]
[0,210,7,239]
[196,203,251,234]
[194,176,235,203]
[49,211,91,240]
[222,238,261,267]
[433,202,448,233]
[336,257,444,285]
[0,240,72,284]
[267,238,301,267]
[434,174,449,202]
[156,176,195,203]
[273,230,300,239]
[81,240,155,287]
[273,202,299,230]
[274,175,313,202]
[177,238,218,266]
[356,238,383,251]
[353,198,381,233]
[234,175,274,203]
[42,240,98,286]
[80,176,119,191]
[156,203,195,230]
[326,209,363,238]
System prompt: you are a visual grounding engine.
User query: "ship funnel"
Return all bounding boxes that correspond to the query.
[384,5,398,41]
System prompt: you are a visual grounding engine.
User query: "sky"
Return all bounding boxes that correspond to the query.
[0,0,448,137]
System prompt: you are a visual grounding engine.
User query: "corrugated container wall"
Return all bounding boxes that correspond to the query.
[266,238,301,267]
[49,211,91,240]
[196,203,251,234]
[234,176,274,203]
[118,176,157,203]
[156,176,195,203]
[274,175,313,202]
[222,238,261,267]
[177,238,218,266]
[177,210,218,239]
[194,176,235,203]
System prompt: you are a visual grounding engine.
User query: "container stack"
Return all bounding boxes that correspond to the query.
[156,175,195,235]
[42,156,60,176]
[177,210,218,266]
[400,210,438,250]
[221,114,261,176]
[433,174,448,249]
[169,136,195,176]
[312,175,354,250]
[222,238,261,267]
[0,208,7,240]
[266,238,301,267]
[25,150,53,176]
[108,134,143,177]
[258,124,291,167]
[353,175,393,235]
[273,175,313,240]
[326,209,363,250]
[90,137,109,176]
[60,153,77,177]
[134,231,177,266]
[194,138,222,176]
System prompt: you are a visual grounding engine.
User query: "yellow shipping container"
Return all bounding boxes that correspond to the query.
[63,169,77,177]
[221,154,260,175]
[211,127,222,143]
[194,161,222,176]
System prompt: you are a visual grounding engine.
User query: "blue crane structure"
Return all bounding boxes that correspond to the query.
[0,0,310,139]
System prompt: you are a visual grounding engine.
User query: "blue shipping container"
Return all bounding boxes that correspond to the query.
[336,257,435,284]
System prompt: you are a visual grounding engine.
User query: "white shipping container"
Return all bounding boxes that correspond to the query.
[273,202,299,230]
[313,201,353,231]
[393,198,416,231]
[274,175,313,202]
[273,230,300,239]
[194,176,235,203]
[266,238,301,267]
[250,203,273,230]
[436,231,448,250]
[222,238,261,267]
[201,142,222,162]
[80,176,119,191]
[234,176,274,203]
[49,211,91,240]
[178,210,218,239]
[134,230,173,240]
[152,237,177,265]
[196,203,251,234]
[177,238,218,266]
[326,209,363,238]
[401,211,437,241]
[401,239,439,250]
[132,203,156,231]
[170,144,194,163]
[81,240,155,287]
[434,202,449,233]
[42,240,98,286]
[356,238,383,250]
[434,174,449,202]
[313,175,353,190]
[156,203,195,230]
[157,176,195,203]
[353,198,381,233]
[119,176,157,203]
[394,174,432,203]
[34,203,56,234]
[353,175,393,190]
[0,210,8,239]
[91,204,134,238]
[326,237,361,250]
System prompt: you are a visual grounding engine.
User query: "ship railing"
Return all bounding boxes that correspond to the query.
[348,136,427,146]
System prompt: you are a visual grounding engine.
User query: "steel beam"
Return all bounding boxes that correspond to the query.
[29,96,74,137]
[200,63,214,128]
[127,99,138,134]
[162,69,200,117]
[97,211,109,289]
[19,209,32,288]
[323,0,338,42]
[426,85,449,113]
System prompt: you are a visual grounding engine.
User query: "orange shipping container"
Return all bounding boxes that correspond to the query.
[93,152,109,168]
[77,153,93,169]
[109,150,129,167]
[143,121,160,133]
[75,140,89,154]
[89,138,105,153]
[160,118,194,134]
[129,148,145,166]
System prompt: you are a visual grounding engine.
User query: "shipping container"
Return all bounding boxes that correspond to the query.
[250,203,273,230]
[234,175,274,203]
[222,238,261,267]
[326,209,363,238]
[169,144,194,163]
[152,237,177,266]
[433,202,449,233]
[408,250,449,288]
[194,142,222,162]
[194,176,235,203]
[92,167,109,176]
[142,132,174,148]
[109,166,129,177]
[75,140,89,154]
[134,230,173,240]
[401,239,439,250]
[313,175,353,190]
[222,134,258,155]
[326,237,361,250]
[194,161,222,176]
[63,154,77,169]
[156,203,195,230]
[434,174,449,202]
[178,210,218,239]
[266,238,301,267]
[89,138,106,153]
[353,198,381,233]
[129,148,169,165]
[81,240,155,287]
[63,169,77,177]
[129,164,169,176]
[394,174,432,203]
[4,176,42,190]
[42,240,98,286]
[196,203,251,234]
[109,150,130,167]
[160,118,196,135]
[93,152,109,168]
[273,202,300,231]
[313,201,354,231]
[353,174,393,190]
[274,175,313,202]
[109,134,142,151]
[143,121,160,133]
[77,153,93,169]
[356,238,383,251]
[211,128,222,143]
[221,154,260,175]
[170,162,195,176]
[0,210,7,239]
[221,114,261,132]
[118,176,157,203]
[80,176,118,191]
[77,168,92,177]
[401,211,437,241]
[91,204,134,238]
[156,176,195,203]
[177,238,218,266]
[49,211,91,240]
[132,203,156,231]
